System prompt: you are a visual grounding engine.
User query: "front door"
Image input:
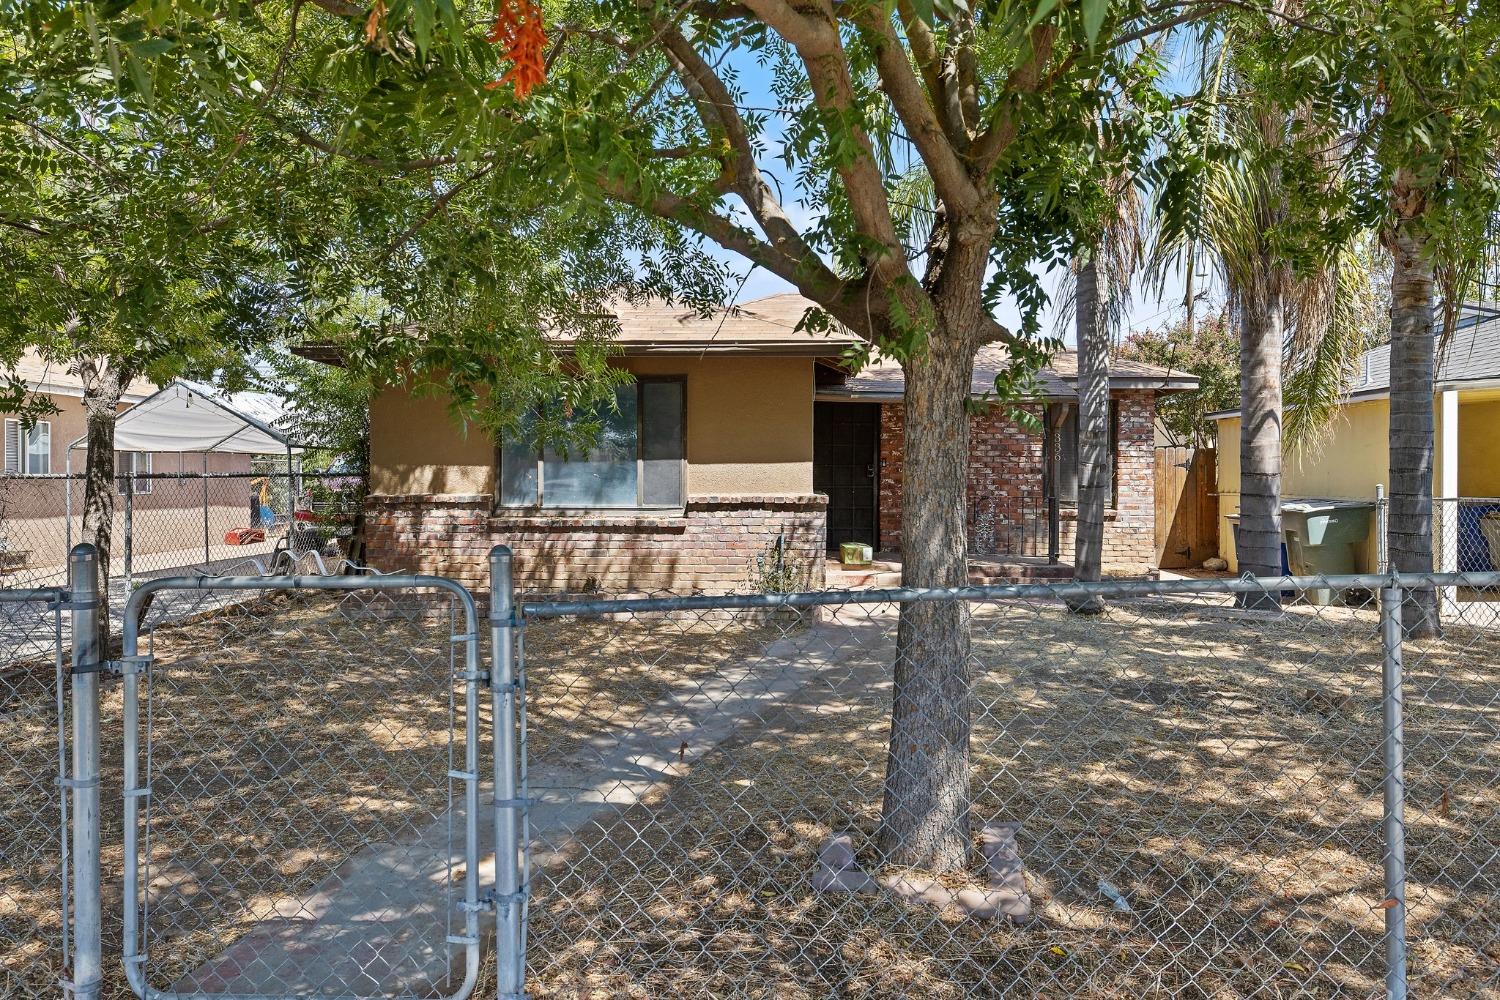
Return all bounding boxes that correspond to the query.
[814,402,881,553]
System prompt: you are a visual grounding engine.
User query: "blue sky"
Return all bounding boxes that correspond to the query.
[686,30,1218,346]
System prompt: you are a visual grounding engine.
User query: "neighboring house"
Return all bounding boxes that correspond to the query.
[1210,301,1500,573]
[338,294,1198,593]
[0,353,259,577]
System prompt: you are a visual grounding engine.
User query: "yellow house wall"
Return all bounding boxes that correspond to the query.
[369,389,495,496]
[1214,392,1497,571]
[1216,399,1390,573]
[368,356,815,498]
[1457,398,1500,497]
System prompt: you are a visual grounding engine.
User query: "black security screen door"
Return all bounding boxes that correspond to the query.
[814,401,881,553]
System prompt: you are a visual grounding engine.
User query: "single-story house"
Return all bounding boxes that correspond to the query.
[344,293,1198,593]
[0,353,287,578]
[1210,301,1500,573]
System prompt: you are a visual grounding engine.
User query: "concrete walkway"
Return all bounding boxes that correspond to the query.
[177,611,895,996]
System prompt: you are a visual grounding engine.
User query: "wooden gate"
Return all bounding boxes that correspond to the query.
[1154,446,1218,569]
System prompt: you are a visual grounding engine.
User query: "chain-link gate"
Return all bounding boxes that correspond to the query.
[515,572,1499,1000]
[108,571,489,1000]
[0,584,70,999]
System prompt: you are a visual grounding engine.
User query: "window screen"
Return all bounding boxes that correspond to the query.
[116,452,153,495]
[25,422,49,474]
[499,378,685,508]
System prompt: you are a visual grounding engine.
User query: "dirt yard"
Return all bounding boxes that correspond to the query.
[0,588,785,1000]
[519,592,1500,1000]
[3,587,1496,1000]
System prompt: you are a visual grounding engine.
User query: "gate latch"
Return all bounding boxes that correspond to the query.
[70,654,151,678]
[105,654,154,678]
[458,892,496,914]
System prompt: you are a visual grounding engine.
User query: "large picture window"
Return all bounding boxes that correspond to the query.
[1045,401,1117,507]
[499,379,685,509]
[4,419,51,475]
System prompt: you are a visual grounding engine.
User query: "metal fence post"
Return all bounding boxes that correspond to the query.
[1375,484,1388,573]
[490,546,526,1000]
[67,544,103,1000]
[123,473,134,591]
[202,453,211,564]
[1379,580,1410,1000]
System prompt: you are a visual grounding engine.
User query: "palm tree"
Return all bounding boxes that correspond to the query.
[1066,176,1145,612]
[1156,37,1372,606]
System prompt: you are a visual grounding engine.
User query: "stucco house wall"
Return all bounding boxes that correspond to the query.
[363,356,828,593]
[1213,393,1497,572]
[0,388,256,577]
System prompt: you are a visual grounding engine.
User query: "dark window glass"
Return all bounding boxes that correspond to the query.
[499,379,685,508]
[1047,401,1117,508]
[640,380,685,507]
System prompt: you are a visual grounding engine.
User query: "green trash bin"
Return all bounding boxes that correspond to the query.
[1281,499,1375,605]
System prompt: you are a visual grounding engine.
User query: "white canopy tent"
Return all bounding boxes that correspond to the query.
[63,381,305,582]
[67,380,304,456]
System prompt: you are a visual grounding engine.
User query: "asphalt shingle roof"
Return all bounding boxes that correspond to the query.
[1351,302,1500,394]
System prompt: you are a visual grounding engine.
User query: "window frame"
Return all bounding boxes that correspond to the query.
[116,451,154,495]
[496,375,688,511]
[1043,399,1119,510]
[4,418,53,475]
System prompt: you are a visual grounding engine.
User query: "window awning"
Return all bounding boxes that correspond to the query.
[68,380,303,455]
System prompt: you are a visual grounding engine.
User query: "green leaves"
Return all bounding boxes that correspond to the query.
[1080,0,1107,45]
[1026,0,1110,44]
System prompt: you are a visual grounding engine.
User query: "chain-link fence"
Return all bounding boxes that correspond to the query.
[1431,497,1500,573]
[111,572,487,1000]
[518,573,1498,999]
[1,548,494,1000]
[0,587,69,1000]
[0,471,365,589]
[4,553,1496,1000]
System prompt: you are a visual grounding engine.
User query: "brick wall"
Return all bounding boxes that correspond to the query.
[878,390,1157,571]
[363,494,828,595]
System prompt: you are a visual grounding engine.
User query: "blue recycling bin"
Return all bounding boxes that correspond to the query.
[1458,503,1500,572]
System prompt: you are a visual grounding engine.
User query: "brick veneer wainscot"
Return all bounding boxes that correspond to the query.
[878,389,1157,570]
[363,494,829,594]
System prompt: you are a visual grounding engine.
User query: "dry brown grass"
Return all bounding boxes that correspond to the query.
[3,589,1497,1000]
[520,595,1500,1000]
[1,590,784,1000]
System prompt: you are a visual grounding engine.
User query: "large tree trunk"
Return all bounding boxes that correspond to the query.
[876,327,978,873]
[1071,254,1109,613]
[1387,201,1439,637]
[1237,269,1285,609]
[78,363,128,644]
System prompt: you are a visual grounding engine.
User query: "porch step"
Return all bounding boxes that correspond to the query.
[825,556,1076,590]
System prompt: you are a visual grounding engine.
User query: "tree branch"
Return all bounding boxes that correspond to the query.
[291,130,485,170]
[597,170,854,310]
[659,22,844,295]
[854,4,980,212]
[741,0,909,291]
[378,163,496,265]
[970,24,1058,175]
[892,0,964,146]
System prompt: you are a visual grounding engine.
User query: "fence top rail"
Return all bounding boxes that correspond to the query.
[521,571,1500,619]
[120,572,480,653]
[0,586,69,604]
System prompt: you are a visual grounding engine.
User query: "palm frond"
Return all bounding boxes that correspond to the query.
[1284,238,1379,452]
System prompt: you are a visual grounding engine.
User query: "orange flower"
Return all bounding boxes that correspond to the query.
[486,0,547,100]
